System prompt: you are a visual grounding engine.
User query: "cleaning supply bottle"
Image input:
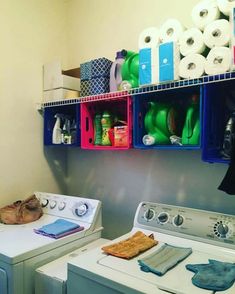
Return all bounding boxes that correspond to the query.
[142,102,176,145]
[101,111,113,146]
[182,94,200,145]
[121,50,139,89]
[94,113,102,145]
[52,114,62,144]
[109,50,126,92]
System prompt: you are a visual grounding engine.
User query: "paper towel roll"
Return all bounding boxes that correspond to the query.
[138,27,160,49]
[205,46,232,74]
[159,19,185,43]
[203,19,231,48]
[179,54,206,79]
[179,28,206,56]
[217,0,235,16]
[192,0,221,31]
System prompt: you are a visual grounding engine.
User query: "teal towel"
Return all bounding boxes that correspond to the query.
[138,243,192,276]
[186,259,235,291]
[37,219,80,235]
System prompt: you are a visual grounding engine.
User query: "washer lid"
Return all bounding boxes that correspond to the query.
[0,214,89,264]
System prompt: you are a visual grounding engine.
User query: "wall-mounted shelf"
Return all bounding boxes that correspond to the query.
[40,71,235,109]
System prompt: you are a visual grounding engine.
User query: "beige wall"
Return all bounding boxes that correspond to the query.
[66,0,200,66]
[0,0,69,206]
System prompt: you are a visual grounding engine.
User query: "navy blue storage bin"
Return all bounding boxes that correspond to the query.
[44,104,80,146]
[133,85,203,149]
[202,81,234,164]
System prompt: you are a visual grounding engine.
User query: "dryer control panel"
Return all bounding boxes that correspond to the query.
[135,202,235,248]
[35,192,101,224]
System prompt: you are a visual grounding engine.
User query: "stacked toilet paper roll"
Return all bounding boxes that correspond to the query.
[179,28,206,56]
[217,0,235,16]
[203,19,231,48]
[205,46,232,74]
[138,27,160,48]
[192,0,221,31]
[179,54,206,79]
[159,18,185,43]
[138,27,160,86]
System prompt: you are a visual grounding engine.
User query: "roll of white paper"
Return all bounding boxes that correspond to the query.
[159,18,185,43]
[217,0,235,16]
[203,19,231,48]
[179,54,206,79]
[205,46,232,75]
[179,28,206,56]
[192,0,221,31]
[138,27,160,49]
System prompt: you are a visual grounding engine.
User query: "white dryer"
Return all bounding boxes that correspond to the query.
[0,192,103,294]
[67,201,235,294]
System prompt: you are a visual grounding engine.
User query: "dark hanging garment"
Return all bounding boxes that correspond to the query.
[218,142,235,195]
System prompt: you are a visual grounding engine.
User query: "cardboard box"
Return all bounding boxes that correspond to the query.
[43,61,80,91]
[43,88,80,102]
[114,125,128,147]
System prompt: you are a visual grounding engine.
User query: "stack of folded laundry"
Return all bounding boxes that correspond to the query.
[34,219,84,239]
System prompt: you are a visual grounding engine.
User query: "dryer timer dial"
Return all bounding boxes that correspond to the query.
[73,202,89,217]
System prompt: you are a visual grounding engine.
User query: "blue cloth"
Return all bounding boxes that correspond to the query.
[37,219,80,235]
[186,259,235,291]
[138,243,192,276]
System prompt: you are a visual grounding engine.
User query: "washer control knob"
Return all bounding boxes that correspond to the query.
[217,223,229,238]
[144,208,155,221]
[74,202,89,217]
[49,200,57,209]
[173,214,184,227]
[58,201,66,211]
[157,212,169,224]
[41,199,49,208]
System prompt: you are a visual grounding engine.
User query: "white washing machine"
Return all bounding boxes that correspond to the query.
[67,201,235,294]
[0,192,103,294]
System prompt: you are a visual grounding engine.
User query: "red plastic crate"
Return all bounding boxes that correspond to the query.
[81,93,132,150]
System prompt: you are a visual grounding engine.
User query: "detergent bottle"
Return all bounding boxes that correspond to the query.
[52,113,62,144]
[93,113,102,145]
[120,50,139,89]
[101,111,113,146]
[182,94,200,145]
[142,102,176,145]
[109,50,126,92]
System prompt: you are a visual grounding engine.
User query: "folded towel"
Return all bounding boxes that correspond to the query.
[138,243,192,276]
[102,231,158,259]
[34,219,84,239]
[186,259,235,291]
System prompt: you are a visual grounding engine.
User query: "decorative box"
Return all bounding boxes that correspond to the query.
[80,62,91,81]
[90,77,109,95]
[81,80,91,97]
[90,57,112,78]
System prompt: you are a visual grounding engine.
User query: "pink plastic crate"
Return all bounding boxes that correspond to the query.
[81,94,132,150]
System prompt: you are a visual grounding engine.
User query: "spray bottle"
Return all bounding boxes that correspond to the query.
[52,114,62,144]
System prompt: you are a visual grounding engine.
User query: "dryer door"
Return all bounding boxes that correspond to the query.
[0,267,8,294]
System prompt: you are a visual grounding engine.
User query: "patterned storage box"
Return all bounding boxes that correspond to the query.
[81,80,91,97]
[90,57,112,78]
[80,62,91,81]
[90,77,109,95]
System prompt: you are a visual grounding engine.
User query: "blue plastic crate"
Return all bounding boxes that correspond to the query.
[133,86,203,150]
[202,81,234,164]
[44,104,80,146]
